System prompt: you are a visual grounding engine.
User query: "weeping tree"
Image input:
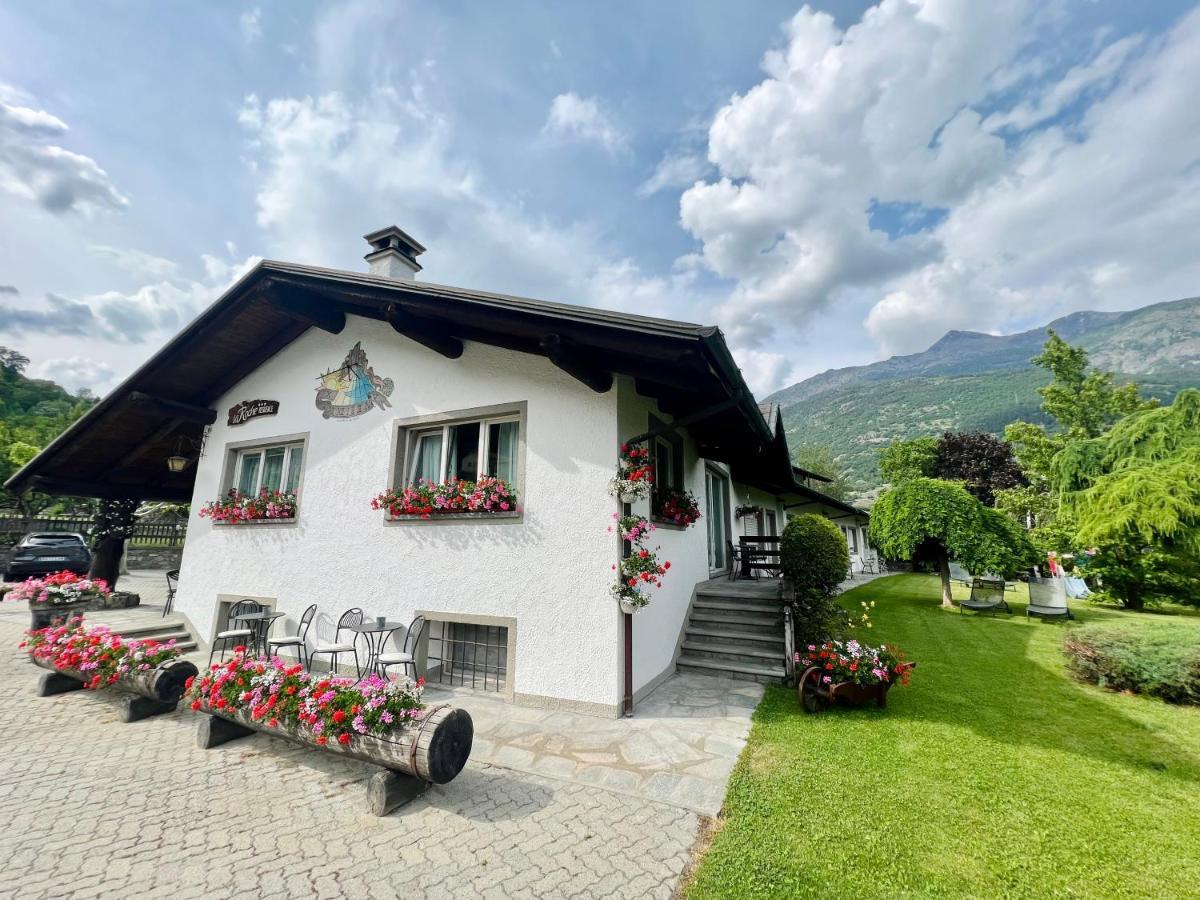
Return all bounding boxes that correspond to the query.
[869,478,1036,608]
[1053,389,1200,610]
[88,499,139,588]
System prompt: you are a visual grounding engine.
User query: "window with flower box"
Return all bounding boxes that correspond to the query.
[205,434,307,525]
[385,403,526,520]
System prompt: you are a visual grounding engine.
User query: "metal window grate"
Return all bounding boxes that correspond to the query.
[426,621,508,692]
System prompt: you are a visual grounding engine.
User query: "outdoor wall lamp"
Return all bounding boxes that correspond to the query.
[165,430,208,473]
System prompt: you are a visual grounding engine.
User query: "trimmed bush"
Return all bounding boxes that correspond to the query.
[1063,621,1200,704]
[780,513,851,643]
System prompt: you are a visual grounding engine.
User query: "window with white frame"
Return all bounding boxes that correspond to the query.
[231,441,305,497]
[404,414,520,486]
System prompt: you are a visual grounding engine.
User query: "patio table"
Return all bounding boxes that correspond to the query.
[347,620,406,679]
[232,610,286,658]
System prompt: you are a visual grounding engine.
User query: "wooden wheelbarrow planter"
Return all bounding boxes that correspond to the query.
[194,702,474,817]
[797,663,916,714]
[31,656,199,722]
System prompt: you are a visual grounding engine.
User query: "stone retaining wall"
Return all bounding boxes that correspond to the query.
[0,546,182,572]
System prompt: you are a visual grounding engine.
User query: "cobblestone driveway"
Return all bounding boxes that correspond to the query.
[0,619,700,899]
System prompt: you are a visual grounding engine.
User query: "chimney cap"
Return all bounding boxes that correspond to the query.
[363,225,426,258]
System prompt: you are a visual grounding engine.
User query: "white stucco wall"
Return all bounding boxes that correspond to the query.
[616,379,718,695]
[175,314,622,713]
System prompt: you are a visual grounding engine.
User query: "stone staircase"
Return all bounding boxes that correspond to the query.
[676,581,787,683]
[87,610,200,654]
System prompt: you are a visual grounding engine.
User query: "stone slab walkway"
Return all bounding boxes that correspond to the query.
[429,674,762,816]
[0,605,771,898]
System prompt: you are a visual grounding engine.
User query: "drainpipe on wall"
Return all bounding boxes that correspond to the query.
[622,499,634,717]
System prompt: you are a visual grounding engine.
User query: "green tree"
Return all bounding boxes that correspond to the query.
[1032,330,1155,439]
[1053,389,1200,609]
[793,444,852,501]
[879,435,938,485]
[869,477,1036,608]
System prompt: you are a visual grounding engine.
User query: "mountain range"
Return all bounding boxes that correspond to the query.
[765,296,1200,495]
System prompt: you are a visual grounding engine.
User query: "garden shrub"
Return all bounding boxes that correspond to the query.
[780,514,851,643]
[1063,621,1200,704]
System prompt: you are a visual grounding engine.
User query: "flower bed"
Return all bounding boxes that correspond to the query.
[653,487,701,527]
[372,475,519,519]
[199,488,297,523]
[23,619,181,689]
[186,649,426,746]
[5,570,110,606]
[797,639,911,688]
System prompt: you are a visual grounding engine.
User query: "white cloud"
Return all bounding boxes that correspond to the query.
[983,33,1142,132]
[637,152,711,197]
[240,7,262,44]
[542,92,627,154]
[0,249,259,344]
[866,7,1200,354]
[90,245,179,280]
[0,91,129,216]
[674,0,1200,361]
[33,356,117,394]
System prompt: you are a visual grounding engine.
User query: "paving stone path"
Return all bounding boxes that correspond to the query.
[0,618,701,899]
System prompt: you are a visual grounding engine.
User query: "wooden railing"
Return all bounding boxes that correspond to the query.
[738,535,782,579]
[0,516,187,547]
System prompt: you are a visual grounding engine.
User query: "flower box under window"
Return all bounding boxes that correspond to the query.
[200,489,298,525]
[373,477,520,521]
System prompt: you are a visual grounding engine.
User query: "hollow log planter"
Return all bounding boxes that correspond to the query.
[31,656,199,722]
[195,702,474,817]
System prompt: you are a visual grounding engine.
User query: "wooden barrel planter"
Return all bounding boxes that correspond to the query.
[194,701,474,816]
[797,663,916,714]
[31,655,199,722]
[29,600,92,630]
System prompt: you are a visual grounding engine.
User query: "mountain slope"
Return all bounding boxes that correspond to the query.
[767,296,1200,492]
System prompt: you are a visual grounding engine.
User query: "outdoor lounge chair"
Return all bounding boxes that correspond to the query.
[1027,577,1073,619]
[960,578,1012,616]
[948,561,972,586]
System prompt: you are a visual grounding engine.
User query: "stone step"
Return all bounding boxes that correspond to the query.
[676,656,786,683]
[684,625,784,646]
[680,641,782,662]
[693,598,782,614]
[688,610,782,629]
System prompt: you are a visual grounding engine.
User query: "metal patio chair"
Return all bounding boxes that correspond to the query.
[378,615,426,682]
[163,569,179,618]
[1026,577,1073,620]
[266,603,317,667]
[209,598,262,667]
[309,607,363,678]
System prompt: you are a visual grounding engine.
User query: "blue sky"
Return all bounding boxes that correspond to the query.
[1,1,1198,397]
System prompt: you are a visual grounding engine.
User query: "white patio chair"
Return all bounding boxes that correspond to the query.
[378,615,426,682]
[1027,577,1073,619]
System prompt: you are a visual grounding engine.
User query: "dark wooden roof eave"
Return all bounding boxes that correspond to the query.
[7,260,782,501]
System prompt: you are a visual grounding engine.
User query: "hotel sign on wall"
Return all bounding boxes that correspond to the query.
[227,399,280,426]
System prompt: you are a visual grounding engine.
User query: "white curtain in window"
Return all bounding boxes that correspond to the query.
[285,447,303,492]
[488,421,518,483]
[237,453,261,495]
[412,432,443,483]
[261,447,285,492]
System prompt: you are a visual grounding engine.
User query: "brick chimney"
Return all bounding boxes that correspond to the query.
[363,225,425,280]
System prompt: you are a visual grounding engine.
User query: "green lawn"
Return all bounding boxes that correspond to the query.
[687,575,1200,899]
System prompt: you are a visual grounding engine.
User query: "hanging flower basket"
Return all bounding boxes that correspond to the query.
[608,443,654,502]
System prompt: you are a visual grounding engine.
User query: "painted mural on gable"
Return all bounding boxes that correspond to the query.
[315,342,394,419]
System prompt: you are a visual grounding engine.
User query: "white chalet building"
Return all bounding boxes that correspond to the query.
[9,227,869,717]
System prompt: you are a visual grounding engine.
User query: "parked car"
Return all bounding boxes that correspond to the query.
[4,533,92,581]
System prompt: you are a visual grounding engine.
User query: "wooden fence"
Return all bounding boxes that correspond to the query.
[0,516,186,547]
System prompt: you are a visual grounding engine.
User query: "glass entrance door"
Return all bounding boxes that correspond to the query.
[705,469,730,572]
